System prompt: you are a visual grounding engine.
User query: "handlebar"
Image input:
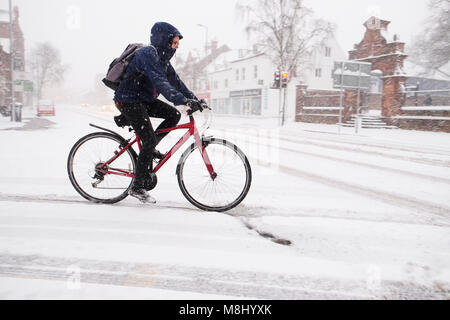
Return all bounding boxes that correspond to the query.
[186,100,211,116]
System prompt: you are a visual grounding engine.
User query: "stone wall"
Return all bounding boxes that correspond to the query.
[296,85,363,124]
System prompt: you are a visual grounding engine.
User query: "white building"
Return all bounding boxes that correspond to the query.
[205,34,346,121]
[302,35,347,90]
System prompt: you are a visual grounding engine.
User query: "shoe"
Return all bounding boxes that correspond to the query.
[128,186,156,204]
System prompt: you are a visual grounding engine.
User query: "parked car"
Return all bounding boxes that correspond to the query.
[101,103,116,112]
[37,100,55,116]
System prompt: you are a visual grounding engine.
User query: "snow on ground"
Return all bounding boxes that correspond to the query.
[0,104,449,299]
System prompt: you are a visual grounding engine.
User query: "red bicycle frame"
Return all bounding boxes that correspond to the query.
[100,117,216,179]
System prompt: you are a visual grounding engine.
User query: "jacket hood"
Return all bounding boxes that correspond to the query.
[150,22,183,61]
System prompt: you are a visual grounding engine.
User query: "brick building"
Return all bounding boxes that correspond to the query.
[297,17,409,124]
[0,6,25,105]
[348,16,408,119]
[296,16,450,132]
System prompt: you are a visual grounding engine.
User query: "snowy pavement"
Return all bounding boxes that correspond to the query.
[0,104,449,299]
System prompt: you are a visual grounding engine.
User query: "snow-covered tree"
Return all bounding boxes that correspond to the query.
[29,42,68,100]
[236,0,334,124]
[236,0,333,77]
[409,0,450,77]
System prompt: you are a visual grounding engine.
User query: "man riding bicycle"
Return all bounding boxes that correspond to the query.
[114,22,203,203]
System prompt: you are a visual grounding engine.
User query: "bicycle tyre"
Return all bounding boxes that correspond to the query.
[67,132,137,204]
[176,138,252,212]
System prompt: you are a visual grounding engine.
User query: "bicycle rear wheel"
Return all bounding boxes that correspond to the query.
[177,138,252,212]
[67,132,136,204]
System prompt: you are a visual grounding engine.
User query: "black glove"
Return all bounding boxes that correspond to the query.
[198,99,210,111]
[186,99,204,113]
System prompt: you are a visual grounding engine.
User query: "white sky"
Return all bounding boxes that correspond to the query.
[0,0,430,92]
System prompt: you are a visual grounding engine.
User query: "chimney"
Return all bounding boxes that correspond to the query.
[364,16,390,31]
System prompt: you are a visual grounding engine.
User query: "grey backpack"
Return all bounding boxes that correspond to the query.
[102,43,145,91]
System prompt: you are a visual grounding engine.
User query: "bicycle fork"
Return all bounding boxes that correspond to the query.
[193,129,217,181]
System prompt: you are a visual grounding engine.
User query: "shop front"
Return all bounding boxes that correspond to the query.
[230,89,262,116]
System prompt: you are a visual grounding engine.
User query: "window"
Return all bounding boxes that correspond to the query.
[236,69,239,81]
[325,47,331,57]
[242,68,246,80]
[251,97,262,115]
[254,65,258,79]
[214,80,218,89]
[232,98,241,115]
[224,79,228,88]
[315,68,322,78]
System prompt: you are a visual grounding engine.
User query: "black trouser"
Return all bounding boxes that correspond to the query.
[119,100,181,188]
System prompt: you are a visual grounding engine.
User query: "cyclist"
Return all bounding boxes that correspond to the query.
[114,21,203,203]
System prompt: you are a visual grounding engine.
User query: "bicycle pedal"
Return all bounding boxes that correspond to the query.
[91,178,103,188]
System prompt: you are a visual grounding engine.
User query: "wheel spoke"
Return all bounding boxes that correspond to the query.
[68,133,134,203]
[178,140,251,211]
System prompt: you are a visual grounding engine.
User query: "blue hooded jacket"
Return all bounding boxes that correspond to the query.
[114,22,196,105]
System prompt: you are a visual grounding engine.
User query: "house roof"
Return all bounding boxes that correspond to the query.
[403,61,450,81]
[230,52,266,63]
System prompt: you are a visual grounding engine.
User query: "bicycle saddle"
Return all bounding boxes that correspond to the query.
[114,114,130,127]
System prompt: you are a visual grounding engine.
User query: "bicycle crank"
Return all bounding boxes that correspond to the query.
[144,172,158,191]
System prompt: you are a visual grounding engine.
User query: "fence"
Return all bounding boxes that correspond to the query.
[295,87,376,125]
[296,86,450,132]
[396,89,450,132]
[404,89,450,107]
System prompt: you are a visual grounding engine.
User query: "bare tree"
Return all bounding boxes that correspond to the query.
[236,0,334,124]
[409,0,450,77]
[29,42,68,100]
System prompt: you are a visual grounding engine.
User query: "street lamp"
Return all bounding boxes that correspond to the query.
[197,24,208,57]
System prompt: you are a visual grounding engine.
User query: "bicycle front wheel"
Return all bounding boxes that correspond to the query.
[177,138,252,212]
[67,132,136,204]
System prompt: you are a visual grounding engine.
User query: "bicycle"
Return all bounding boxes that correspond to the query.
[67,102,252,212]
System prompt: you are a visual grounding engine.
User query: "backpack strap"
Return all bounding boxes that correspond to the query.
[124,45,159,83]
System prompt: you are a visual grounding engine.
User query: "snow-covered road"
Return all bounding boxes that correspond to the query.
[0,104,449,299]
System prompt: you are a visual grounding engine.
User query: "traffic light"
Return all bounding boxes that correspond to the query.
[272,71,280,89]
[281,71,289,88]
